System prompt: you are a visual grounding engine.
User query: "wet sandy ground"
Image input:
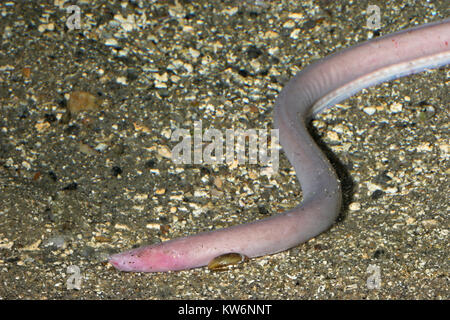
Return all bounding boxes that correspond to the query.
[0,1,448,299]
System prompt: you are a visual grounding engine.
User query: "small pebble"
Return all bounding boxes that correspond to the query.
[67,91,100,113]
[349,202,361,211]
[363,107,376,115]
[44,236,66,249]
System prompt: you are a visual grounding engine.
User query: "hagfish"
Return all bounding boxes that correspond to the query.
[109,19,450,272]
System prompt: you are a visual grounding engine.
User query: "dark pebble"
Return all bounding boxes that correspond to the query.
[258,205,269,215]
[371,189,384,200]
[111,166,122,176]
[145,159,157,168]
[62,182,78,191]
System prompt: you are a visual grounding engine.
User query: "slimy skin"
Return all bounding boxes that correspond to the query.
[109,19,450,272]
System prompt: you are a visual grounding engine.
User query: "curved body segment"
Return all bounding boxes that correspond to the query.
[110,19,450,272]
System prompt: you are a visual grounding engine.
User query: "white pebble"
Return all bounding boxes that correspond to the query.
[363,107,376,115]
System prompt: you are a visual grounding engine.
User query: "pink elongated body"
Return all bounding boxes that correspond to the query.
[109,19,450,272]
